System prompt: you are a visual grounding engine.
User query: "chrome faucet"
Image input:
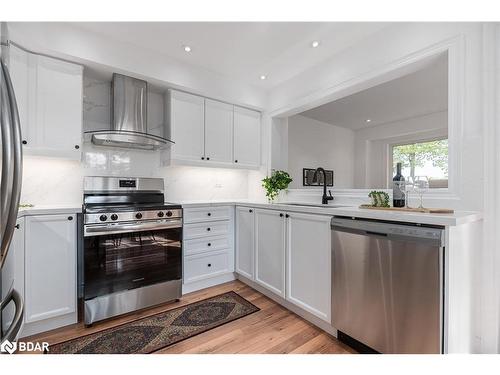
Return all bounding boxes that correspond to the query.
[313,167,334,205]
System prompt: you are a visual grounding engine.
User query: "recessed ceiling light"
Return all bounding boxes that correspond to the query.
[260,75,267,80]
[311,41,320,48]
[366,119,372,123]
[183,45,192,53]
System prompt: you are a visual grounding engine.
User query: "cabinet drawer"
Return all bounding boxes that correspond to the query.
[184,206,231,223]
[184,251,229,283]
[184,235,230,256]
[184,220,230,239]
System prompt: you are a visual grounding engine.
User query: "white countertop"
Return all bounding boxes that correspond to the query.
[178,200,482,226]
[15,201,481,226]
[17,205,82,218]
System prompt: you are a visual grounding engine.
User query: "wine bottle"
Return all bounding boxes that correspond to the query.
[393,162,405,207]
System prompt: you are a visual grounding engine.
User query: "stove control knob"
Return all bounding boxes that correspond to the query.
[157,211,165,218]
[111,214,118,221]
[135,213,143,219]
[99,215,107,222]
[166,211,173,217]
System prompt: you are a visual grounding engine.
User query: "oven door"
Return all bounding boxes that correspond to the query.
[83,219,182,300]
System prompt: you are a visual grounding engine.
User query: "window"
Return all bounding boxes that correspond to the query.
[392,138,448,188]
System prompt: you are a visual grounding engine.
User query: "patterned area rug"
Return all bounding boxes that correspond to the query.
[48,291,259,354]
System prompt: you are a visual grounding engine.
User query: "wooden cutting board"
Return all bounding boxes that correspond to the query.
[359,204,454,214]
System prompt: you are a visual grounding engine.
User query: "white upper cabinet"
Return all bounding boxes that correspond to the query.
[169,90,261,169]
[169,90,205,162]
[33,55,83,158]
[24,214,77,324]
[9,46,83,159]
[233,106,260,168]
[286,212,331,323]
[204,99,233,164]
[255,209,286,297]
[8,45,30,146]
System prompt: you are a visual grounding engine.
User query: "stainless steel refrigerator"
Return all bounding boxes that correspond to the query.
[0,22,24,346]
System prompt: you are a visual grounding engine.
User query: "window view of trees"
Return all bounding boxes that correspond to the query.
[392,139,448,188]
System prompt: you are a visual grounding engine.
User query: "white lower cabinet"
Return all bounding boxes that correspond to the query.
[235,207,255,280]
[1,218,25,332]
[235,206,332,323]
[184,251,230,283]
[255,209,286,297]
[182,206,235,293]
[286,212,331,322]
[24,214,77,332]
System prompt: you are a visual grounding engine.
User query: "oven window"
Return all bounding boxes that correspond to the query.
[84,227,182,299]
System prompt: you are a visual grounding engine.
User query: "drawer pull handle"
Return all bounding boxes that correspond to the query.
[208,263,212,267]
[207,157,210,161]
[207,212,211,216]
[22,140,27,145]
[279,213,284,217]
[207,227,211,231]
[249,209,253,213]
[207,243,211,246]
[75,145,80,149]
[201,156,205,160]
[15,224,20,229]
[285,214,290,218]
[68,216,73,221]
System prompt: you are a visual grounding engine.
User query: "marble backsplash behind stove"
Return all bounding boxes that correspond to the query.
[19,75,253,206]
[21,152,251,206]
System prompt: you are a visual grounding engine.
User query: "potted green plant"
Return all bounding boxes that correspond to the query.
[261,170,293,203]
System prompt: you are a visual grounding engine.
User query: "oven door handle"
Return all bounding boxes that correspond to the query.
[84,219,182,237]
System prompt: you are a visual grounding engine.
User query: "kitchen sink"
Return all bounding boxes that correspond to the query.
[277,202,348,208]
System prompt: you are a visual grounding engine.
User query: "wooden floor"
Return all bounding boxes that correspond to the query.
[24,280,356,354]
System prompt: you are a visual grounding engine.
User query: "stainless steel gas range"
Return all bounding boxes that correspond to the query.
[79,176,182,326]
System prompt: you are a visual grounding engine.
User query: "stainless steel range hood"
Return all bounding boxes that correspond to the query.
[89,73,174,150]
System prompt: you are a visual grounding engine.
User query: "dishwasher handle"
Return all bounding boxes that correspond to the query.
[331,217,444,245]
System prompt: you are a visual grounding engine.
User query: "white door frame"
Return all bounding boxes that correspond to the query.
[265,35,465,202]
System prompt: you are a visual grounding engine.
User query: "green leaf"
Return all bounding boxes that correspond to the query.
[261,170,293,202]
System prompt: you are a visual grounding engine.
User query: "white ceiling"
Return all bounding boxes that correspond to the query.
[299,53,448,130]
[69,22,389,89]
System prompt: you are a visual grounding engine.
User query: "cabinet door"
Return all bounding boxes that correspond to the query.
[8,45,31,146]
[170,90,205,162]
[255,209,286,297]
[286,212,331,322]
[1,218,25,332]
[235,207,255,279]
[24,214,77,323]
[204,99,233,164]
[33,55,83,159]
[233,106,260,168]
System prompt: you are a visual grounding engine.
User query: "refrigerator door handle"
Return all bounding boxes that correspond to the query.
[0,60,22,270]
[0,286,24,344]
[0,62,14,265]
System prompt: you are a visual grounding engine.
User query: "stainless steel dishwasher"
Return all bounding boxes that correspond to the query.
[331,217,444,354]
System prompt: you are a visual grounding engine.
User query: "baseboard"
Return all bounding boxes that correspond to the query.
[21,313,77,339]
[182,273,236,294]
[236,274,337,337]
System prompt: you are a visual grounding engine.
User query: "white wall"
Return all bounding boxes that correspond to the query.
[287,115,355,189]
[353,111,448,188]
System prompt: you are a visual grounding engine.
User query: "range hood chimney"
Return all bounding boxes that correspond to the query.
[89,73,174,150]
